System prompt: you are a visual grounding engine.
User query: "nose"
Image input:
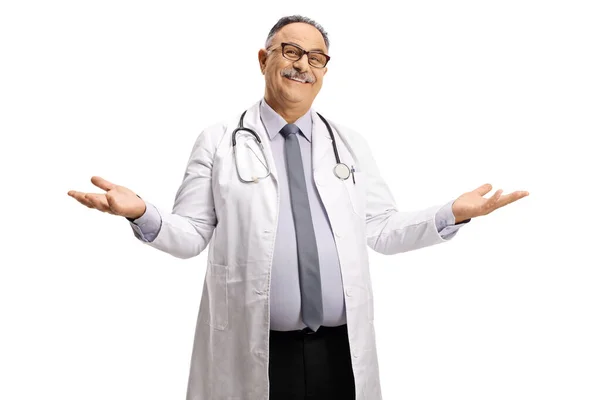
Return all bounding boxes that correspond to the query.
[292,53,310,72]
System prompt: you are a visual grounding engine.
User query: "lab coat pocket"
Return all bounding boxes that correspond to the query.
[203,262,229,330]
[343,170,366,217]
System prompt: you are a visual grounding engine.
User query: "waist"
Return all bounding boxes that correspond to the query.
[270,324,348,339]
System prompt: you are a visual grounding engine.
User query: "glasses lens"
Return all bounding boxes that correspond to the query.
[282,44,303,61]
[280,44,328,68]
[308,53,328,68]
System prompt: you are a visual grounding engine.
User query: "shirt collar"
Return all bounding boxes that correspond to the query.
[259,98,312,142]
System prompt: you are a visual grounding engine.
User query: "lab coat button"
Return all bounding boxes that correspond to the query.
[334,230,342,238]
[345,288,353,297]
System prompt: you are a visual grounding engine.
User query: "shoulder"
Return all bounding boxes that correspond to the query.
[316,113,370,149]
[198,101,260,147]
[192,111,241,151]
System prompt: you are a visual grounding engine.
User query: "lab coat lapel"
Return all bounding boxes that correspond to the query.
[311,108,352,226]
[243,101,279,186]
[311,109,334,177]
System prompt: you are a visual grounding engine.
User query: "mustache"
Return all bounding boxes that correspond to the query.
[280,68,315,84]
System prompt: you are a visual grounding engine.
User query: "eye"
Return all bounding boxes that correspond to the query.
[284,48,301,57]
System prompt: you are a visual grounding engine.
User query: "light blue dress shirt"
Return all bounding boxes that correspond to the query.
[129,99,469,331]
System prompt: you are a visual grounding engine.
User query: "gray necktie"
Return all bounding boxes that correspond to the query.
[279,123,323,332]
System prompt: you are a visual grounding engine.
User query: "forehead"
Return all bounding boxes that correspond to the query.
[271,23,327,52]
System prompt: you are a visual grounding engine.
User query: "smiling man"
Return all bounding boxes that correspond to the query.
[259,21,328,123]
[68,15,529,400]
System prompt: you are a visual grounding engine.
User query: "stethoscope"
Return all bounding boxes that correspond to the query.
[232,110,355,184]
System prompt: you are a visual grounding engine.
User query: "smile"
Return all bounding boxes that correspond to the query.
[285,76,311,84]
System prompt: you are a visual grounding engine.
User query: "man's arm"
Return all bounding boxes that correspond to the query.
[357,136,467,255]
[126,127,220,259]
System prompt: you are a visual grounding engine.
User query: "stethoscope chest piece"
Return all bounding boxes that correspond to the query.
[333,163,351,180]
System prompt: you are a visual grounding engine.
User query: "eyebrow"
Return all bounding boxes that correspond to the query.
[289,41,326,53]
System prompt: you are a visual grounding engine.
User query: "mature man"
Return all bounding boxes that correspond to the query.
[68,15,529,400]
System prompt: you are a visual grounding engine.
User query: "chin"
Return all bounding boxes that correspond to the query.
[277,86,305,101]
[284,92,313,105]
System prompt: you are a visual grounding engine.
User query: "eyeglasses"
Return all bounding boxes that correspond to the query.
[269,42,330,68]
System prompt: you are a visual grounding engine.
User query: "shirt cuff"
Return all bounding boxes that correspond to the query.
[435,199,471,239]
[127,201,162,243]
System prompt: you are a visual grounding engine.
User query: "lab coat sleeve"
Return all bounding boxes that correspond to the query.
[128,127,219,259]
[359,136,466,255]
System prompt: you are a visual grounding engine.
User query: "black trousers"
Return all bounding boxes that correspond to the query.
[268,324,356,400]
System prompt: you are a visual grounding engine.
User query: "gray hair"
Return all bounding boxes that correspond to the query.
[265,15,329,50]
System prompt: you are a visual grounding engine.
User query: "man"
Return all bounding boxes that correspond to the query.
[68,15,529,400]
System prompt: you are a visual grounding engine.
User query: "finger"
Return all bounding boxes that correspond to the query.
[68,190,95,208]
[84,193,111,213]
[483,189,503,211]
[474,183,493,196]
[493,191,530,209]
[91,176,117,192]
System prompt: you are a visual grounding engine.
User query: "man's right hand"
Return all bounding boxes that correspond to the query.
[68,176,146,220]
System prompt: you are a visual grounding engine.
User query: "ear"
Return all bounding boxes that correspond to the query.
[258,48,268,75]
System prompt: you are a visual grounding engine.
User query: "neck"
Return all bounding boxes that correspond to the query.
[264,94,311,124]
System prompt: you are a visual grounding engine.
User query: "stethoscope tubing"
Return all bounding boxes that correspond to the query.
[232,109,352,182]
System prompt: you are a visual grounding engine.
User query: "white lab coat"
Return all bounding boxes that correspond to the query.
[138,100,454,399]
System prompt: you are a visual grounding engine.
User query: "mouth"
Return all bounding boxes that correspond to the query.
[284,76,311,85]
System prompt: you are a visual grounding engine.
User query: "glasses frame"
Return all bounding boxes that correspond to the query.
[270,42,331,68]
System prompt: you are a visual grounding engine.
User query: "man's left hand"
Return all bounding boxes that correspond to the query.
[452,183,529,224]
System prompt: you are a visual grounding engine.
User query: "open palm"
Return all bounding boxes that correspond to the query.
[452,183,529,223]
[67,176,146,219]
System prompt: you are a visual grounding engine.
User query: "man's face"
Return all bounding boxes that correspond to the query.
[259,23,328,108]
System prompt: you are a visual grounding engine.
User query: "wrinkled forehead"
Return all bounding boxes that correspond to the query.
[270,23,328,53]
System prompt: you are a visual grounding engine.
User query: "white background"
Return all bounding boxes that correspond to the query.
[1,0,598,399]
